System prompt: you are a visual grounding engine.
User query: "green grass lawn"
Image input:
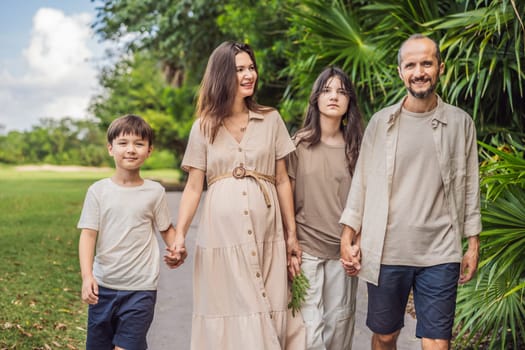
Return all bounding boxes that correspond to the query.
[0,166,181,349]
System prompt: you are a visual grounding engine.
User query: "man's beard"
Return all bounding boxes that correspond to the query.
[407,79,437,99]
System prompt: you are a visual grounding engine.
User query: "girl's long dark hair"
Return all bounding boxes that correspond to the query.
[298,66,364,176]
[196,41,272,143]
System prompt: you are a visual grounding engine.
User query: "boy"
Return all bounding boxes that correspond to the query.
[78,114,186,350]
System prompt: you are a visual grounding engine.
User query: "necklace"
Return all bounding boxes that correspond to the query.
[224,112,249,133]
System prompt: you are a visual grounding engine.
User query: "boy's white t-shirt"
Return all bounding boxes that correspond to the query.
[77,178,172,291]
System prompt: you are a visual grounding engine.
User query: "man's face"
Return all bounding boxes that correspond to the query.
[397,38,444,99]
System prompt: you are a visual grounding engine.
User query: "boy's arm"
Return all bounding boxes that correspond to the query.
[78,228,99,304]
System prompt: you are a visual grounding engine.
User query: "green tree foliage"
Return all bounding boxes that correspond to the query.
[283,0,525,135]
[90,0,297,164]
[89,51,195,160]
[216,0,300,111]
[0,118,109,166]
[90,6,524,153]
[0,116,177,169]
[90,51,169,123]
[0,131,26,164]
[92,0,228,85]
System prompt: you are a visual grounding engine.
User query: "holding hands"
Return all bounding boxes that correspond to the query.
[340,243,361,276]
[340,225,361,276]
[164,228,188,269]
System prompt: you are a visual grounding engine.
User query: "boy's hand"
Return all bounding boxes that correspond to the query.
[81,276,99,304]
[164,233,187,269]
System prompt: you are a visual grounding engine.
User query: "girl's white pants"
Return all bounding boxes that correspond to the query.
[300,251,358,350]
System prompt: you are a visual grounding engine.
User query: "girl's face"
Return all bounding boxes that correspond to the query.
[318,76,350,120]
[235,52,257,100]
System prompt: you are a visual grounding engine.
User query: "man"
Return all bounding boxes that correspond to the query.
[339,34,481,350]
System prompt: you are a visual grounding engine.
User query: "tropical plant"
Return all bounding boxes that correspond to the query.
[479,137,525,199]
[427,0,525,135]
[454,139,525,349]
[284,0,525,135]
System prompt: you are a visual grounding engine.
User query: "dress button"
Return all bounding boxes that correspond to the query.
[242,191,247,196]
[262,292,266,297]
[238,147,242,152]
[251,251,256,256]
[248,230,252,235]
[244,210,249,215]
[256,272,260,278]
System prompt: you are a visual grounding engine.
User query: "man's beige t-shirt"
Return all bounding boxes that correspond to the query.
[382,109,460,266]
[288,140,351,259]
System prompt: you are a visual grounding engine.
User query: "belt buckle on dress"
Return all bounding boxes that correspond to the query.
[232,166,246,179]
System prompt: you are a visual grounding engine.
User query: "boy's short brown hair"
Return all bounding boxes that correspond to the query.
[106,114,154,145]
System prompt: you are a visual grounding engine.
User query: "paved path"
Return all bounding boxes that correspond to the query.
[147,191,420,349]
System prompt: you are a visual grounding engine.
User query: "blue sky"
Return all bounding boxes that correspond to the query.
[0,1,109,132]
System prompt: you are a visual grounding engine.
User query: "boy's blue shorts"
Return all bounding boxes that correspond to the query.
[86,286,157,350]
[366,263,460,340]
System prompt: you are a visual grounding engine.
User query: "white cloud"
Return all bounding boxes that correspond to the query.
[0,8,101,132]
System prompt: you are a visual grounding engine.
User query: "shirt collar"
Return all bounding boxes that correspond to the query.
[387,95,447,127]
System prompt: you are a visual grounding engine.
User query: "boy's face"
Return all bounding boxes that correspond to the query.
[107,133,152,171]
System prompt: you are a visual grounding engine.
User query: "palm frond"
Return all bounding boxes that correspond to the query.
[455,261,525,349]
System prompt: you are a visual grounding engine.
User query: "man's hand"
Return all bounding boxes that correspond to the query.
[459,235,480,284]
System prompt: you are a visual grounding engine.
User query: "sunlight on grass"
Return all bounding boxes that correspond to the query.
[0,165,181,349]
